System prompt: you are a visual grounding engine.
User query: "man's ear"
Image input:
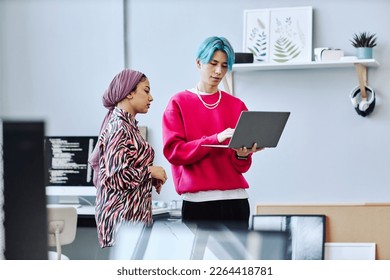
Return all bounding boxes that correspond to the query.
[196,59,201,69]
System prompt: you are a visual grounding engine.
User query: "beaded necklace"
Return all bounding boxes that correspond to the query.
[195,86,221,110]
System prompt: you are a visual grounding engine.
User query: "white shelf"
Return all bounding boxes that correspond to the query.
[232,59,379,72]
[223,59,380,95]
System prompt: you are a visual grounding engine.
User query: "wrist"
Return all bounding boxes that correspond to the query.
[235,153,248,160]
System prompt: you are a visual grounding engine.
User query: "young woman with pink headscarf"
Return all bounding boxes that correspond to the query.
[89,69,167,248]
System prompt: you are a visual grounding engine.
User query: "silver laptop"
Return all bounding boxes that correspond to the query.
[202,111,290,149]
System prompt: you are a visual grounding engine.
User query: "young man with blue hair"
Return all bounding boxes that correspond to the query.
[162,36,259,229]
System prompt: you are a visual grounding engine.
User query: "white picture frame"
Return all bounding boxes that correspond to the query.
[243,6,313,64]
[251,214,326,260]
[324,243,376,260]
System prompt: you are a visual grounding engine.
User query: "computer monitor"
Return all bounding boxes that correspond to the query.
[1,120,48,259]
[44,136,98,204]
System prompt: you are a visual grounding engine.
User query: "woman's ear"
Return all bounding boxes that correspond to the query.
[126,93,133,99]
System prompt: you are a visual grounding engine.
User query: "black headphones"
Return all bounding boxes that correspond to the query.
[350,85,376,117]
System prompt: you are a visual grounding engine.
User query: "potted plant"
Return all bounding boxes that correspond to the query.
[350,32,377,59]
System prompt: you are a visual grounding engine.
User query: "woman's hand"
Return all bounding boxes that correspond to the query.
[149,166,168,194]
[152,179,163,194]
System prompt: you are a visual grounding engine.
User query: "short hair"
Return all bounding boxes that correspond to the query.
[196,36,235,71]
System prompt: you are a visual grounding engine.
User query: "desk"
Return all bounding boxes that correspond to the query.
[47,204,173,259]
[48,204,172,227]
[111,219,289,260]
[76,205,96,227]
[75,205,171,216]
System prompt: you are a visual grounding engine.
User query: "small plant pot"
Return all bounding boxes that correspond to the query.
[356,47,373,59]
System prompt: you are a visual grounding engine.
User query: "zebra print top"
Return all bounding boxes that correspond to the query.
[95,107,154,248]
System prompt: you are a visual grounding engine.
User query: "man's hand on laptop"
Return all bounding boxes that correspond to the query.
[217,128,234,143]
[234,143,263,158]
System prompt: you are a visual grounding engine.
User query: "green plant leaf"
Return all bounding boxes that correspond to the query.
[248,31,268,62]
[350,32,377,48]
[272,37,302,63]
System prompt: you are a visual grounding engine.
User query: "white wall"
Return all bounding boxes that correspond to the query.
[126,0,390,209]
[1,0,389,215]
[0,0,124,135]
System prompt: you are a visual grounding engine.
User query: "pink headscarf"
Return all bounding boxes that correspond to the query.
[88,68,145,186]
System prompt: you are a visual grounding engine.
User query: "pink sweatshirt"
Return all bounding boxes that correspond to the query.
[162,90,252,195]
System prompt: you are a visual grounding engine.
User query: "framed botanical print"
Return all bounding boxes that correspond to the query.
[243,6,313,64]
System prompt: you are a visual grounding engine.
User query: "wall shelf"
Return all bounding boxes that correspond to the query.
[223,59,379,95]
[232,59,379,72]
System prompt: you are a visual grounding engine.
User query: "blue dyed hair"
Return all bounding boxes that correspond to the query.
[196,36,235,71]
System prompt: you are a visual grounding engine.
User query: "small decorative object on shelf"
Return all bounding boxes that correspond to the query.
[350,32,377,59]
[234,52,254,64]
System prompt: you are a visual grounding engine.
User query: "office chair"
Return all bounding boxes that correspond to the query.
[47,205,78,260]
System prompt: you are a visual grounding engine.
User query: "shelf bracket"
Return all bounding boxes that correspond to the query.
[354,63,368,99]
